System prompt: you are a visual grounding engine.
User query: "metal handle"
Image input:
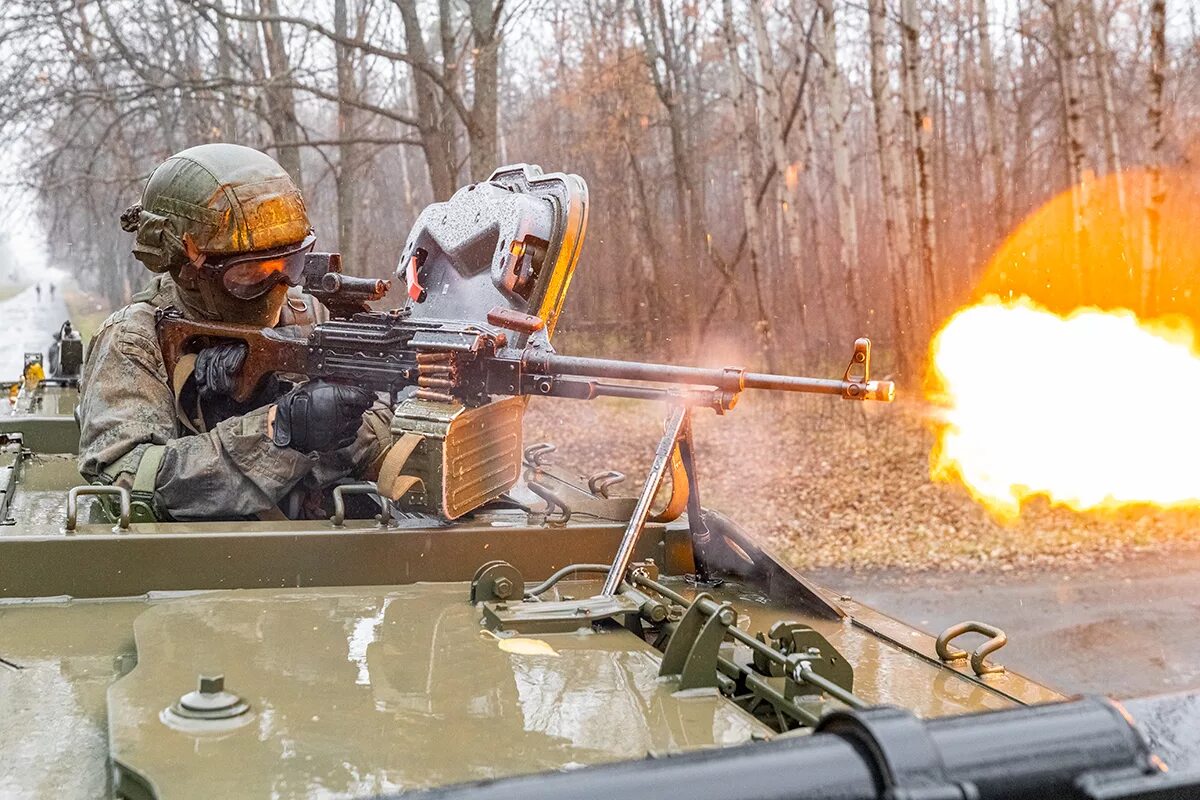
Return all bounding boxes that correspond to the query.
[523,442,556,467]
[587,470,625,498]
[526,477,572,524]
[330,483,384,527]
[936,620,1008,676]
[66,485,130,531]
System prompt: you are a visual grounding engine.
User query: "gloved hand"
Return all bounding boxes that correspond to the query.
[194,342,247,403]
[271,379,374,453]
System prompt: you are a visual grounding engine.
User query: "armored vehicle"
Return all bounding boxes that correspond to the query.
[1,166,1197,799]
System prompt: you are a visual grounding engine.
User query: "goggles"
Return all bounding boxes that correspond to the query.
[199,231,317,300]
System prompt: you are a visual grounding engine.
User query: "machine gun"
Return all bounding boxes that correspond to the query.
[156,165,894,535]
[158,306,894,411]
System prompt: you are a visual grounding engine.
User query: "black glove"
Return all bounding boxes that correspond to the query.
[194,342,247,403]
[272,379,374,452]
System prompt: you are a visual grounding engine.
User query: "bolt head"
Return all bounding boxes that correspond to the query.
[493,577,513,598]
[198,674,225,694]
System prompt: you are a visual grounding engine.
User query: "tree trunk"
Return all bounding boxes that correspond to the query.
[334,0,359,271]
[1012,0,1033,221]
[213,0,239,141]
[396,0,455,200]
[974,0,1008,237]
[1049,0,1090,296]
[258,0,303,188]
[747,0,804,351]
[814,0,862,324]
[724,0,776,368]
[899,0,938,324]
[633,0,700,263]
[1082,0,1124,199]
[1143,0,1167,316]
[466,0,500,181]
[1082,0,1129,288]
[868,0,915,366]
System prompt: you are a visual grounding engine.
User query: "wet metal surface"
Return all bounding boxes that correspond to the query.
[0,598,143,798]
[2,451,80,534]
[815,548,1200,698]
[2,577,1061,799]
[109,584,770,798]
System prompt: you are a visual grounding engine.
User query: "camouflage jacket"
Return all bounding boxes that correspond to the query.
[77,276,392,520]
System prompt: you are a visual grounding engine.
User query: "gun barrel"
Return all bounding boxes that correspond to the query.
[523,353,894,402]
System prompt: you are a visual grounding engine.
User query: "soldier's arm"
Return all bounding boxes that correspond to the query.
[77,311,319,520]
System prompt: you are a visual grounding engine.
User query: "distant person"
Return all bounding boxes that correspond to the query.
[35,284,41,301]
[76,143,390,521]
[49,284,55,298]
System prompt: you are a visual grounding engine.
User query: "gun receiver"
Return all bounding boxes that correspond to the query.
[157,302,895,409]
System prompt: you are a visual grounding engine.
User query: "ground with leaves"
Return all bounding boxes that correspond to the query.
[525,396,1200,572]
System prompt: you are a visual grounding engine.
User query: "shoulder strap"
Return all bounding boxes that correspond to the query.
[171,353,203,434]
[131,445,165,500]
[377,433,425,501]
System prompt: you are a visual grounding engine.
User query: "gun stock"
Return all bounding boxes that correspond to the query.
[156,310,309,404]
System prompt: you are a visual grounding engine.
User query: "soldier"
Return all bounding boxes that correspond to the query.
[77,143,391,520]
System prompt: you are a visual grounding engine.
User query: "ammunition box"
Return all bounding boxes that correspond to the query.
[390,396,525,519]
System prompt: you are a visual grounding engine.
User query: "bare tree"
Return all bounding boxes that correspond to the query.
[257,0,303,187]
[1082,0,1125,215]
[723,0,775,368]
[632,0,702,264]
[900,0,938,322]
[334,0,360,269]
[1144,0,1167,315]
[1048,0,1090,285]
[747,0,806,349]
[869,0,915,360]
[813,0,861,322]
[974,0,1008,236]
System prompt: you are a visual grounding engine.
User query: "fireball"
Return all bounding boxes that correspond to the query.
[929,296,1200,518]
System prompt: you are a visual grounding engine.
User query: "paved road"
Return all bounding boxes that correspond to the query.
[0,283,69,383]
[813,546,1200,698]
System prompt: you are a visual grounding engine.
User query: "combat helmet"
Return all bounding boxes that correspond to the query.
[121,143,314,324]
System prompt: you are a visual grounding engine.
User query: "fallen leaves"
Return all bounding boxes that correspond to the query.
[524,396,1200,575]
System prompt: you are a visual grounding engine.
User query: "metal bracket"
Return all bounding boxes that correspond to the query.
[66,485,130,531]
[481,593,643,634]
[525,472,572,524]
[658,591,736,691]
[936,620,1008,676]
[523,442,556,467]
[587,470,625,498]
[330,483,386,528]
[753,622,854,699]
[470,561,525,603]
[477,560,665,634]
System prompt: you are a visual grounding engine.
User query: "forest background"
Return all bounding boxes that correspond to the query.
[1,0,1193,380]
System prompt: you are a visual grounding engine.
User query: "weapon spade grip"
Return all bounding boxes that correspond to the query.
[157,315,310,404]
